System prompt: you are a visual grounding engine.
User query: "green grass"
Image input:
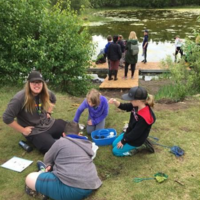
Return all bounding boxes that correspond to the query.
[0,86,200,200]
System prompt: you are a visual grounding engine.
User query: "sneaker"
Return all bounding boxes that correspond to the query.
[129,149,139,155]
[144,139,155,153]
[37,160,46,172]
[25,185,49,200]
[25,185,38,197]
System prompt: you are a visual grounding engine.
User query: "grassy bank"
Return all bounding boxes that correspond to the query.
[0,86,200,200]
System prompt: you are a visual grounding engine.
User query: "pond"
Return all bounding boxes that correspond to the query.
[86,9,200,62]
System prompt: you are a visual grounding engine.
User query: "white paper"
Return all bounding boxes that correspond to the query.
[92,142,99,159]
[1,156,33,172]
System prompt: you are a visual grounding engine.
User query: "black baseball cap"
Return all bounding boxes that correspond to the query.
[144,30,148,33]
[122,86,148,101]
[27,71,44,82]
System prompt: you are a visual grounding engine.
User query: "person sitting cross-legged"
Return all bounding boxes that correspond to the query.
[25,121,102,200]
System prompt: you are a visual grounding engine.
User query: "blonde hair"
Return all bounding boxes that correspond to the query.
[23,81,53,113]
[86,89,100,106]
[142,94,155,108]
[129,31,137,40]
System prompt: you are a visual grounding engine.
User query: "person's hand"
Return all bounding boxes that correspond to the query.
[87,119,92,125]
[117,141,123,149]
[45,165,52,172]
[47,113,51,118]
[108,98,116,104]
[22,126,34,136]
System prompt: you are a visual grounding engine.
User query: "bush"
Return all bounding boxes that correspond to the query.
[156,32,200,101]
[0,0,94,95]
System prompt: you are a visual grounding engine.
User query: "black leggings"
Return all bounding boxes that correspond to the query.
[125,62,136,77]
[26,119,67,154]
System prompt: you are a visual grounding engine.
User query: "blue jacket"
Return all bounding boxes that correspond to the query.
[74,96,109,125]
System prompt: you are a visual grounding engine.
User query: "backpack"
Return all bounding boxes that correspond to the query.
[130,43,139,55]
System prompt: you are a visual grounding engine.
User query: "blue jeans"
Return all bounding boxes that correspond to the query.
[112,133,136,157]
[36,172,93,200]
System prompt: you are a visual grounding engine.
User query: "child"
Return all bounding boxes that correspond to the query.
[107,35,122,81]
[74,89,109,134]
[174,35,183,62]
[25,121,102,200]
[104,35,113,79]
[142,30,149,64]
[109,86,156,157]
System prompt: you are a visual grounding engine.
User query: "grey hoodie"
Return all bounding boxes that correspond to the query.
[44,137,102,190]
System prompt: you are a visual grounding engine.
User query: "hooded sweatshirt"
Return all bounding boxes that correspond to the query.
[73,95,108,125]
[44,137,102,190]
[125,39,138,64]
[118,103,156,147]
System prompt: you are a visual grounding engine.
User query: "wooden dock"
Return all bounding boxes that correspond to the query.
[93,62,167,89]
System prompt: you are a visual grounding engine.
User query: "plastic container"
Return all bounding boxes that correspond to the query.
[91,128,117,146]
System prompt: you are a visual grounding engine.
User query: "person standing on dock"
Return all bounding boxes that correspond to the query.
[104,35,113,80]
[124,31,139,79]
[174,35,183,62]
[117,35,125,68]
[107,35,122,81]
[142,30,149,64]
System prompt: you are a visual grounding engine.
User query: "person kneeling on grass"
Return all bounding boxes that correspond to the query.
[73,89,109,134]
[25,121,102,200]
[109,86,156,157]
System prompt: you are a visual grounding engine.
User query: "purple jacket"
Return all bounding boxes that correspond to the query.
[74,96,108,125]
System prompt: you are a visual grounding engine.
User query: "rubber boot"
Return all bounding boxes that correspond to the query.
[108,70,113,81]
[114,70,118,81]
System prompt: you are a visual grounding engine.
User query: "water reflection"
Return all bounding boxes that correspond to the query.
[88,9,200,61]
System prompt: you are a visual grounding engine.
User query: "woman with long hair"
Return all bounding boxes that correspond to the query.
[3,71,67,153]
[124,31,139,79]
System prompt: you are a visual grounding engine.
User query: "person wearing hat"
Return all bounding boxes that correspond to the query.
[109,86,156,157]
[3,70,67,154]
[142,30,149,64]
[25,121,102,200]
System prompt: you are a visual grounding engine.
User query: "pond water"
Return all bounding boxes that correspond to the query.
[86,9,200,61]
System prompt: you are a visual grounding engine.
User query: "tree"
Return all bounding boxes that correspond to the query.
[0,0,94,95]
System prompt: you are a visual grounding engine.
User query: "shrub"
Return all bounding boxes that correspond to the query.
[156,32,200,101]
[0,0,94,95]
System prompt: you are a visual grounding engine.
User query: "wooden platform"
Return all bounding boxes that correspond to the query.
[99,69,139,89]
[93,61,168,89]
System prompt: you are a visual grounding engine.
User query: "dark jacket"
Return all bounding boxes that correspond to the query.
[125,39,138,64]
[117,40,125,53]
[107,42,122,61]
[142,35,148,48]
[118,103,156,147]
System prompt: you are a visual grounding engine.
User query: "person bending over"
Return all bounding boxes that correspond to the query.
[25,121,102,200]
[74,89,109,134]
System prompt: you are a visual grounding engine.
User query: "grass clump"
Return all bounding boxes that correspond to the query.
[0,86,200,200]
